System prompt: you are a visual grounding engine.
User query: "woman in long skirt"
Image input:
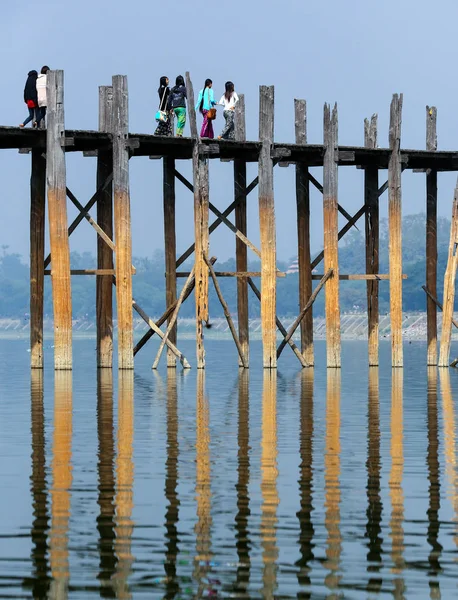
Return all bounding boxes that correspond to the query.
[154,76,173,136]
[218,81,239,140]
[195,78,216,138]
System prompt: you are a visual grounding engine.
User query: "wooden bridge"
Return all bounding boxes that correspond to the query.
[4,70,457,370]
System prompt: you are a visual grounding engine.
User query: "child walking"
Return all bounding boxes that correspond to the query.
[19,70,38,128]
[218,81,239,140]
[195,79,216,138]
[168,75,187,136]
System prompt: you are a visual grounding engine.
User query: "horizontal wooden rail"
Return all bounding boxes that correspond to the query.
[312,273,407,280]
[176,271,286,278]
[44,268,135,276]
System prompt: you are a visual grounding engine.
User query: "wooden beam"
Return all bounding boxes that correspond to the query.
[277,268,332,359]
[438,182,458,367]
[235,93,249,367]
[295,99,313,366]
[307,172,358,231]
[96,85,114,368]
[164,156,177,367]
[45,269,118,276]
[422,285,458,329]
[185,71,198,139]
[312,273,406,280]
[208,202,261,258]
[258,85,277,368]
[113,75,133,369]
[30,150,46,368]
[66,187,115,251]
[46,70,72,370]
[323,103,341,368]
[365,114,379,366]
[426,106,438,366]
[176,271,286,278]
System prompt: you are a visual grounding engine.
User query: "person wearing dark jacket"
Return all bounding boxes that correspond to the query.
[167,75,187,136]
[19,70,38,128]
[154,76,172,136]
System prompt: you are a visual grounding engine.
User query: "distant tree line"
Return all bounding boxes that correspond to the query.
[0,213,452,320]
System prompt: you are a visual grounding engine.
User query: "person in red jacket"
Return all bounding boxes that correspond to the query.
[19,70,38,128]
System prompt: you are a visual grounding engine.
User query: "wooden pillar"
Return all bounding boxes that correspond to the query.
[364,115,379,366]
[234,94,249,367]
[388,94,403,368]
[438,182,458,367]
[96,86,114,368]
[426,106,438,366]
[258,86,277,369]
[30,150,46,368]
[164,156,177,368]
[295,99,313,366]
[112,75,133,369]
[323,104,341,368]
[46,70,72,370]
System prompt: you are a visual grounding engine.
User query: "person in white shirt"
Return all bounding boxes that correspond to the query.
[217,81,239,140]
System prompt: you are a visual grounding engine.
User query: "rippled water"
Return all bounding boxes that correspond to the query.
[1,337,458,598]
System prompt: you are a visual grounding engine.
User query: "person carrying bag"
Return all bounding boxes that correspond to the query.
[154,76,173,137]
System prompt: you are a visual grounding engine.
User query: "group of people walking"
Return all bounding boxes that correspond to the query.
[155,76,239,140]
[19,66,49,128]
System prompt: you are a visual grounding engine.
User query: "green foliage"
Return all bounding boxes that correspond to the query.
[0,213,452,319]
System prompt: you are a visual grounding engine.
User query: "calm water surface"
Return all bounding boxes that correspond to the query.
[1,338,458,598]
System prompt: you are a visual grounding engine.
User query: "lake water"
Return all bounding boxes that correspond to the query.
[1,337,458,599]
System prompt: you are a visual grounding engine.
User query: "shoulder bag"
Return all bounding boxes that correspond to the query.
[155,87,169,123]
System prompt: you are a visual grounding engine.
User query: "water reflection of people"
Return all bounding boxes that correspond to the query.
[49,372,73,600]
[164,371,180,599]
[194,370,212,597]
[366,367,383,593]
[96,370,117,596]
[261,371,279,600]
[426,367,442,594]
[324,370,342,593]
[389,369,405,597]
[296,369,315,592]
[27,370,51,599]
[113,371,135,599]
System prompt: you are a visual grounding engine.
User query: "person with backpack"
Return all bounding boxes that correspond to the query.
[19,70,38,128]
[167,75,187,137]
[154,76,173,136]
[217,81,239,140]
[35,65,50,127]
[195,78,217,139]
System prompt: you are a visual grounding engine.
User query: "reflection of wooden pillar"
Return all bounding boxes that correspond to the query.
[426,367,441,580]
[297,369,314,589]
[366,367,382,592]
[96,370,117,590]
[389,369,405,596]
[261,371,278,599]
[324,370,341,592]
[164,371,180,598]
[49,371,72,598]
[439,369,458,551]
[114,371,134,599]
[163,157,177,368]
[235,370,250,592]
[29,370,50,597]
[194,370,212,596]
[426,107,438,366]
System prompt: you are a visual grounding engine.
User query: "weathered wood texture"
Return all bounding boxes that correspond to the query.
[295,99,313,366]
[185,72,198,139]
[364,115,379,366]
[438,182,458,367]
[46,70,72,369]
[30,150,46,368]
[323,103,341,368]
[164,156,177,367]
[258,85,277,368]
[426,106,438,365]
[388,94,403,367]
[113,75,133,369]
[194,153,209,369]
[96,86,114,368]
[234,94,249,367]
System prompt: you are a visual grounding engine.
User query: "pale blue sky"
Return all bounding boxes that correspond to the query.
[1,0,458,262]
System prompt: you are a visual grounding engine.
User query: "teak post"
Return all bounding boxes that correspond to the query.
[163,155,177,367]
[234,94,249,367]
[258,85,277,368]
[426,106,438,365]
[30,149,46,368]
[96,86,114,368]
[364,115,379,366]
[46,70,72,370]
[388,94,403,367]
[323,104,341,368]
[438,182,458,367]
[295,99,313,366]
[112,75,133,369]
